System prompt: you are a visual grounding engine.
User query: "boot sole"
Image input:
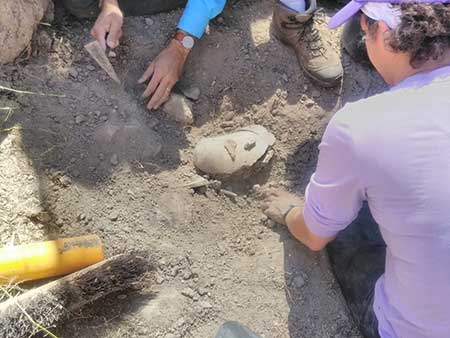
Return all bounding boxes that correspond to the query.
[269,23,342,88]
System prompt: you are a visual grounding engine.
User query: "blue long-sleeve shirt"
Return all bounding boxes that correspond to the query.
[177,0,226,38]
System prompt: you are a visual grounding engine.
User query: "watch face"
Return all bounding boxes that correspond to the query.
[182,36,195,49]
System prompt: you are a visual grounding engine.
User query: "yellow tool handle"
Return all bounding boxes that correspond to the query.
[0,235,104,284]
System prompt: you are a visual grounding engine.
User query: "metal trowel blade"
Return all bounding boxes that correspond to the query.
[84,40,121,84]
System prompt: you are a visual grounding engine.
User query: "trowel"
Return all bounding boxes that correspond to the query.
[84,40,121,84]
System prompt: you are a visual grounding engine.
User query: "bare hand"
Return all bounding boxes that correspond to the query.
[260,188,303,225]
[91,0,123,50]
[138,39,189,110]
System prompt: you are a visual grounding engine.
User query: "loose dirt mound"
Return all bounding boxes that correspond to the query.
[0,0,52,64]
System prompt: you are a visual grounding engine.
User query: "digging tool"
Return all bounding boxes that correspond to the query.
[0,235,104,284]
[0,254,151,338]
[84,40,121,84]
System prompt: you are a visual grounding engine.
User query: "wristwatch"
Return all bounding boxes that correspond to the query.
[173,30,195,50]
[283,204,299,223]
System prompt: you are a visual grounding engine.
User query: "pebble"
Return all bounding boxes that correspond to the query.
[198,301,212,309]
[197,287,208,296]
[181,287,195,299]
[108,51,116,58]
[180,86,201,101]
[182,270,193,280]
[145,17,154,26]
[293,274,306,289]
[59,175,72,187]
[117,294,127,300]
[223,111,235,121]
[87,65,95,71]
[311,90,321,98]
[110,154,119,166]
[69,68,78,78]
[75,114,85,124]
[304,98,315,108]
[109,211,119,221]
[162,94,194,125]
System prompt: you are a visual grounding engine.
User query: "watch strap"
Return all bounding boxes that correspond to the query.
[283,204,299,223]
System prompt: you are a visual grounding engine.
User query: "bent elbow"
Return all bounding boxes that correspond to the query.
[305,239,327,252]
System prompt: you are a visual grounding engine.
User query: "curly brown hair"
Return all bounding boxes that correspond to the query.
[366,3,450,68]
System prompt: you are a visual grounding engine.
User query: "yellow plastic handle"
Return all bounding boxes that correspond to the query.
[0,235,104,284]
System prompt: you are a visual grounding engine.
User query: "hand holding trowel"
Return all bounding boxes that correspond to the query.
[84,40,121,84]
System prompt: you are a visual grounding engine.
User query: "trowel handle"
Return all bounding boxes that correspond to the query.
[0,235,104,284]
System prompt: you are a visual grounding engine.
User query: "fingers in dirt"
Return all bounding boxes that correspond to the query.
[138,63,155,84]
[147,80,174,110]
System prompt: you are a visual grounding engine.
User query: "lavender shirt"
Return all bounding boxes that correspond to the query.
[303,66,450,338]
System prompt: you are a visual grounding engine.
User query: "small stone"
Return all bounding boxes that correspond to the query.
[223,111,235,121]
[145,17,154,26]
[108,51,116,58]
[59,175,71,187]
[182,270,193,280]
[110,154,119,166]
[162,94,194,125]
[117,294,127,300]
[197,287,208,296]
[198,301,212,309]
[75,114,85,124]
[281,73,289,82]
[87,65,95,71]
[311,90,321,98]
[293,274,306,289]
[69,68,78,78]
[181,287,195,299]
[180,86,201,101]
[78,213,86,221]
[109,211,119,221]
[304,98,315,108]
[215,16,225,25]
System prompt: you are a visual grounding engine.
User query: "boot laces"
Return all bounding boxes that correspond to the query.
[297,11,326,58]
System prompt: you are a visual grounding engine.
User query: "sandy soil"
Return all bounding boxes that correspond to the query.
[0,0,386,337]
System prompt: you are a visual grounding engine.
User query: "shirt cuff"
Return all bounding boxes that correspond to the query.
[177,10,210,39]
[303,200,341,239]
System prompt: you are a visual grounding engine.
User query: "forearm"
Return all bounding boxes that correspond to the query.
[285,207,334,251]
[100,0,119,9]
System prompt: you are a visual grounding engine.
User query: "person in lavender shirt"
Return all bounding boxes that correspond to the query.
[261,1,450,338]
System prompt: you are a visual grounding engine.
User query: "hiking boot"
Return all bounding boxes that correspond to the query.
[271,0,343,87]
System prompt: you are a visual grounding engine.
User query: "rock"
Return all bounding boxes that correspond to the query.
[69,68,78,78]
[293,274,306,289]
[198,301,212,309]
[223,111,235,121]
[59,175,72,187]
[181,287,195,299]
[108,50,116,58]
[110,154,119,166]
[180,86,201,101]
[109,211,119,221]
[304,98,315,108]
[0,0,53,64]
[117,294,127,300]
[162,94,194,125]
[145,17,154,26]
[87,65,95,71]
[75,114,85,124]
[197,287,208,296]
[184,174,209,189]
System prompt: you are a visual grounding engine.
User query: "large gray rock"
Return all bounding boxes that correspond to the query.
[0,0,53,64]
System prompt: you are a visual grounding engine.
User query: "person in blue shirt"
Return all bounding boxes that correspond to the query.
[62,0,343,110]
